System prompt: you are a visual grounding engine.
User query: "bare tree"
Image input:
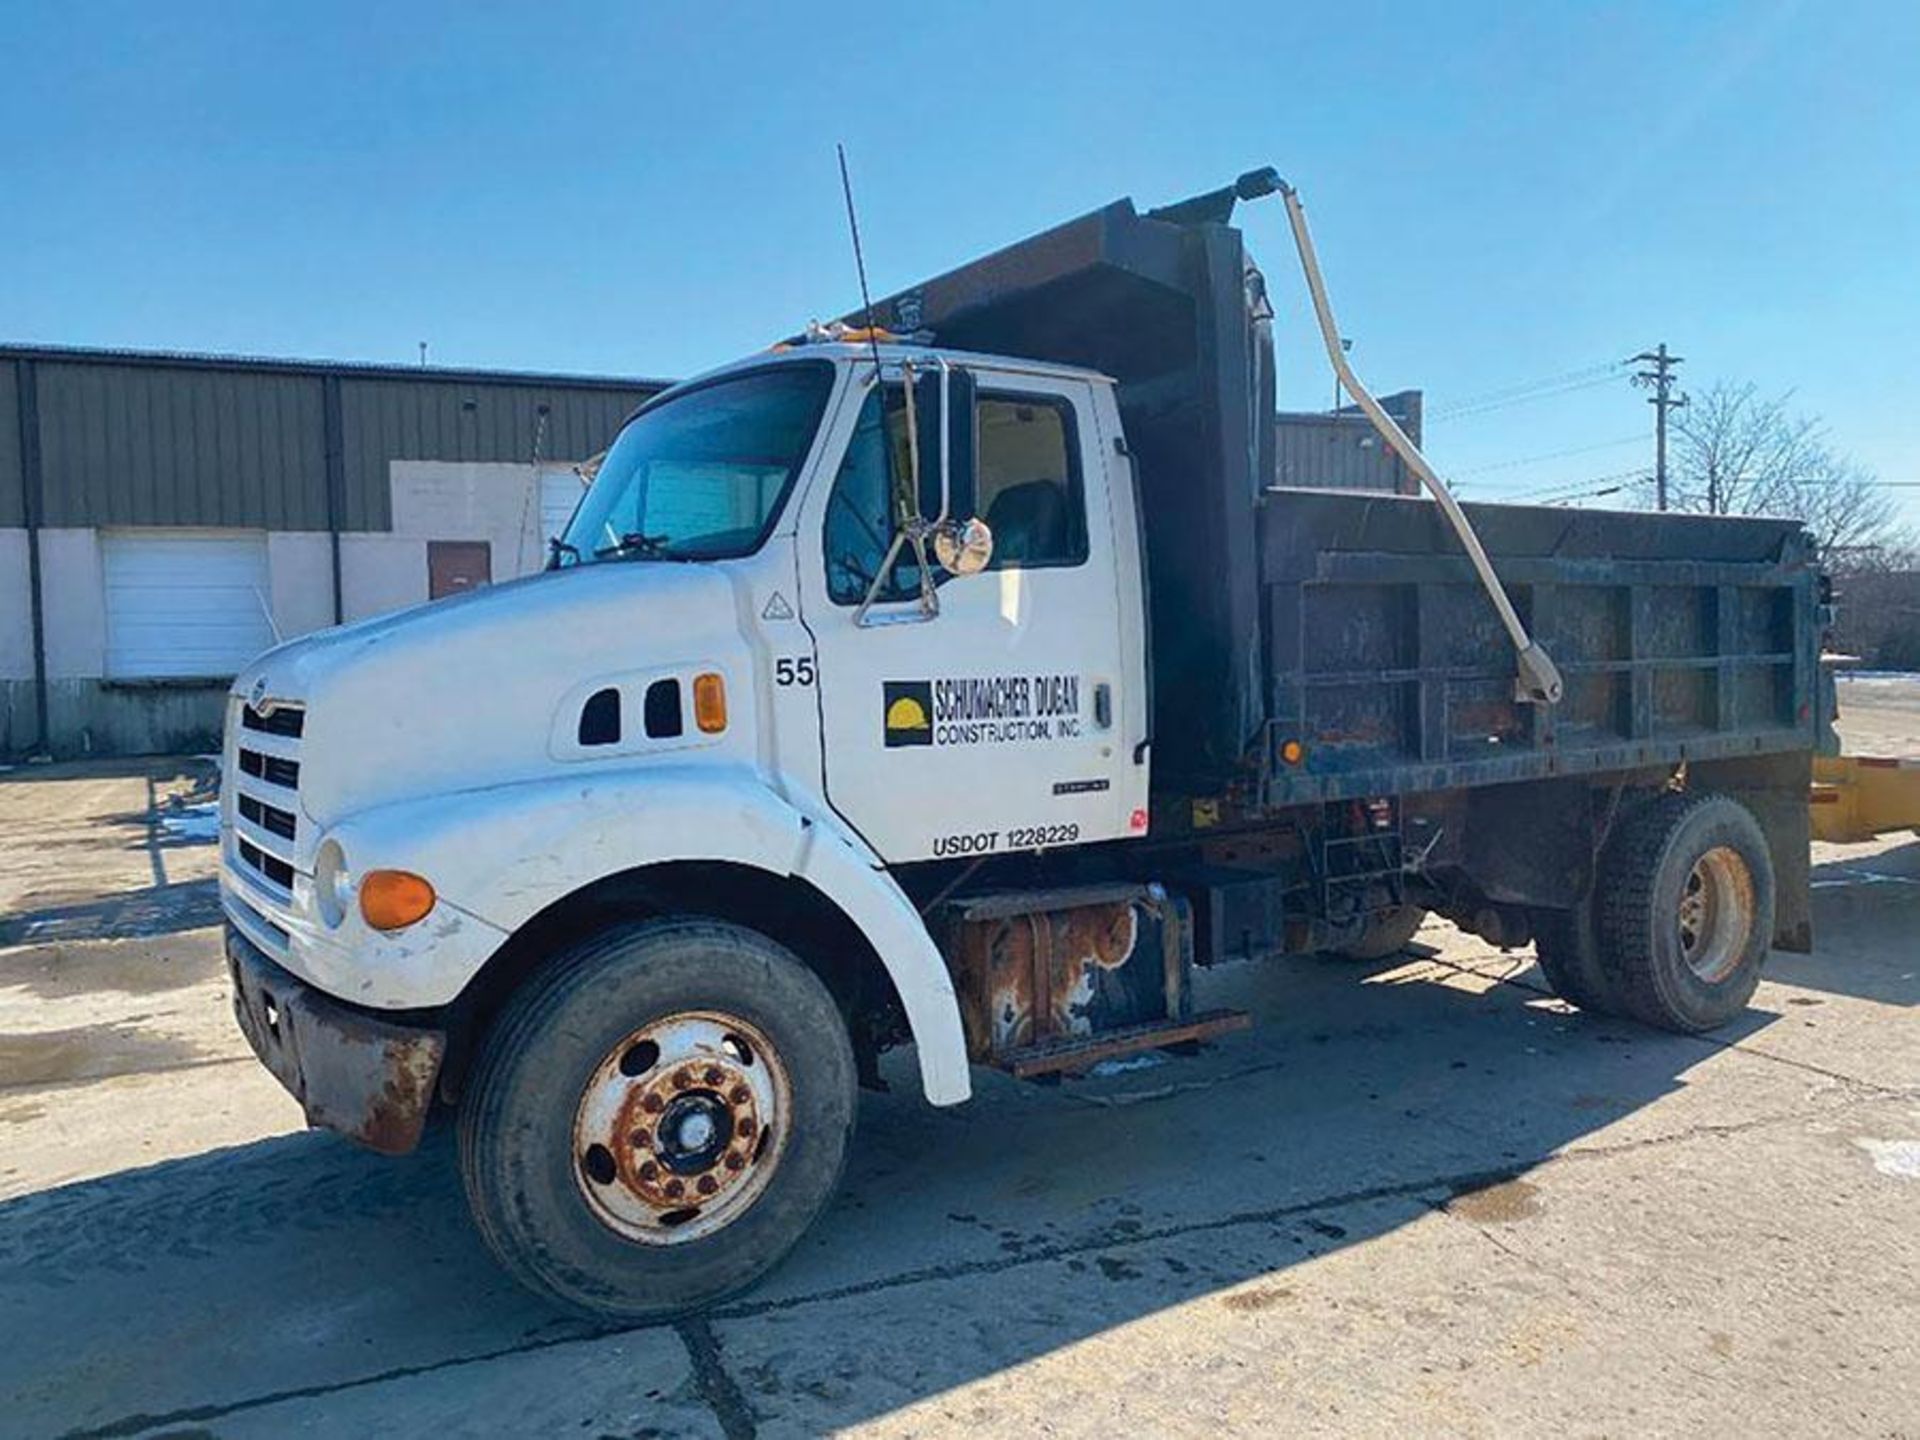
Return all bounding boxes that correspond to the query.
[1635,380,1908,569]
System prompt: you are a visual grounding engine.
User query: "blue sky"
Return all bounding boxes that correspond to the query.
[3,1,1916,521]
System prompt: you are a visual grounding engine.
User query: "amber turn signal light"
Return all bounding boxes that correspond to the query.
[693,672,727,733]
[1280,738,1305,765]
[359,869,436,931]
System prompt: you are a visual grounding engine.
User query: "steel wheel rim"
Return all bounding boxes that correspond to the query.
[572,1010,791,1245]
[1677,845,1754,983]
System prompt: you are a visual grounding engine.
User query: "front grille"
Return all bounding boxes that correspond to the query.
[231,699,306,897]
[238,748,300,790]
[242,704,305,739]
[237,793,297,841]
[238,837,296,889]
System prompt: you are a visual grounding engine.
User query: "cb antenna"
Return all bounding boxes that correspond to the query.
[836,142,888,382]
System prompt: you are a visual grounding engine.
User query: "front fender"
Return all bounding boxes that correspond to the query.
[325,766,973,1106]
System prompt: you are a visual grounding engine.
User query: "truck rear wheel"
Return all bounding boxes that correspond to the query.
[1331,904,1428,961]
[1596,792,1774,1032]
[1530,898,1621,1016]
[458,918,856,1320]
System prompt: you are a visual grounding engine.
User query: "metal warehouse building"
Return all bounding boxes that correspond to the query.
[1,342,1418,761]
[2,344,664,759]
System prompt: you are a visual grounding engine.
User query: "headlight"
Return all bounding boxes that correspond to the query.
[314,839,353,928]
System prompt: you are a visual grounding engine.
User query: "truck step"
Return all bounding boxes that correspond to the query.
[997,1009,1252,1080]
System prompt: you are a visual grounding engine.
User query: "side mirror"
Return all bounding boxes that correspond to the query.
[933,516,994,576]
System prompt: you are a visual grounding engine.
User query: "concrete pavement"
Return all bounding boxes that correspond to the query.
[0,730,1915,1436]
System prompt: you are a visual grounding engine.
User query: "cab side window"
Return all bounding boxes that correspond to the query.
[977,395,1086,569]
[824,385,925,605]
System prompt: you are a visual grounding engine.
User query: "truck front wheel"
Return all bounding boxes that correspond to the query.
[458,919,856,1320]
[1596,792,1775,1032]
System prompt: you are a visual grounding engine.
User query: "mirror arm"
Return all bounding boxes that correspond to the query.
[853,361,943,628]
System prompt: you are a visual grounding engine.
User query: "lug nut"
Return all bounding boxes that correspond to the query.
[704,1066,724,1085]
[641,1093,664,1113]
[674,1068,695,1090]
[697,1175,719,1195]
[729,1085,750,1105]
[629,1129,650,1149]
[639,1161,658,1181]
[664,1179,685,1198]
[724,1152,746,1172]
[737,1118,755,1138]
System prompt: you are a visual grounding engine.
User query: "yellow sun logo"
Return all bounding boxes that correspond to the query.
[886,696,929,732]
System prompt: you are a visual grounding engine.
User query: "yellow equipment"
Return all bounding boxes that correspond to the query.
[1810,755,1920,842]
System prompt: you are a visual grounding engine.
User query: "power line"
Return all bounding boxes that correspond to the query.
[1430,368,1632,423]
[1511,465,1654,503]
[1450,433,1645,482]
[1426,359,1628,418]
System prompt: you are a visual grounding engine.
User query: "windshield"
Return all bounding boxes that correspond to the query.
[560,362,833,564]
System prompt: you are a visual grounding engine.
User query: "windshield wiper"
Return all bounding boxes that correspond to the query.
[595,531,678,561]
[547,536,581,569]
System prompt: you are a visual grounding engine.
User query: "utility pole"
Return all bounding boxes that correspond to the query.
[1631,344,1686,510]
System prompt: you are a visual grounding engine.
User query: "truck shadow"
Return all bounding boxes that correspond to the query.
[0,947,1787,1436]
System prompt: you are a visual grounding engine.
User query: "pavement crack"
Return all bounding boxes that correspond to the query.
[50,1084,1901,1437]
[678,1317,758,1440]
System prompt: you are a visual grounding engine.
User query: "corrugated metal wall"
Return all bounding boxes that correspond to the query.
[36,362,329,528]
[1,361,21,527]
[338,380,647,529]
[1274,390,1423,495]
[0,349,662,532]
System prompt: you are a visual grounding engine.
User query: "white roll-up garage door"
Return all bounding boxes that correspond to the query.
[541,467,588,548]
[102,531,277,679]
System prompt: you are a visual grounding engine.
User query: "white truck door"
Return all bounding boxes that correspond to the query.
[797,368,1141,863]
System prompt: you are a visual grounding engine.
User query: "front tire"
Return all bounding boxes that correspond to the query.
[458,919,856,1320]
[1596,792,1774,1032]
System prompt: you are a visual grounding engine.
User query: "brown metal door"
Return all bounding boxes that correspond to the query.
[427,541,491,600]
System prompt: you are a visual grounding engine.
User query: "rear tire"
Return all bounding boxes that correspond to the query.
[1530,898,1622,1015]
[458,918,856,1320]
[1596,792,1774,1033]
[1331,904,1428,961]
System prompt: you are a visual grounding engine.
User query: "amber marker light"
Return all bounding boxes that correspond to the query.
[693,672,728,733]
[1281,738,1306,766]
[359,870,437,931]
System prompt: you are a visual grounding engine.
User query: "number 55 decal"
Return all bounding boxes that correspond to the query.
[774,656,817,687]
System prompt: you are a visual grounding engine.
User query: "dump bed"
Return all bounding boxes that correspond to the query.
[854,173,1826,805]
[1261,490,1825,806]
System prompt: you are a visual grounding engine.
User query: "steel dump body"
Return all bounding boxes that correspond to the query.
[1260,490,1823,806]
[860,182,1826,812]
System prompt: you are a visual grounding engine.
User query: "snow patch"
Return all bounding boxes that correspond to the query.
[1855,1138,1920,1180]
[160,802,221,842]
[1088,1052,1169,1078]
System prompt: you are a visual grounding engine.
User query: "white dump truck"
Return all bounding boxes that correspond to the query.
[222,171,1828,1318]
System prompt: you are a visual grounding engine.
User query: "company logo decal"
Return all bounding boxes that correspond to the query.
[883,674,1083,748]
[883,681,935,747]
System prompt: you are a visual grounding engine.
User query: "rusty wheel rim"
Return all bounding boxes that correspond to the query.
[572,1011,790,1245]
[1677,845,1755,984]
